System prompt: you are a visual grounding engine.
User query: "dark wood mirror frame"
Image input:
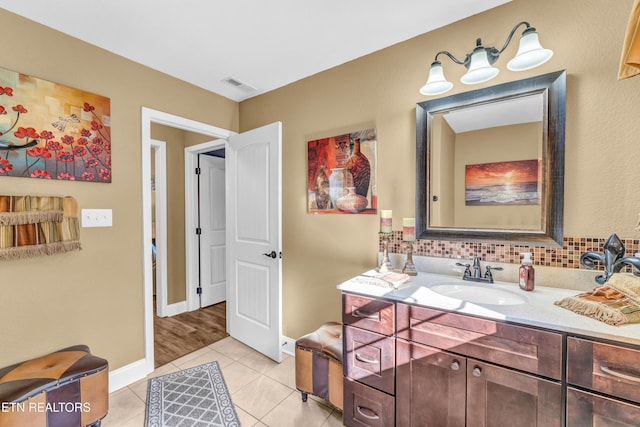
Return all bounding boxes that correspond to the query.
[416,70,566,246]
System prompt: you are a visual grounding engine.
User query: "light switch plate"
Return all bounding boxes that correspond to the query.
[81,209,112,227]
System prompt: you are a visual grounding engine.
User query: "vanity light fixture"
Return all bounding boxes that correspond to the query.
[419,21,553,96]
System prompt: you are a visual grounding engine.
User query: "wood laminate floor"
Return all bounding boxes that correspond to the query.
[154,300,229,368]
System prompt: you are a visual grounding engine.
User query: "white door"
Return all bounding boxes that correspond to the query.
[227,122,282,362]
[199,154,226,308]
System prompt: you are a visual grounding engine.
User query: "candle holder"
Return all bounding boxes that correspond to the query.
[402,241,417,276]
[379,232,393,273]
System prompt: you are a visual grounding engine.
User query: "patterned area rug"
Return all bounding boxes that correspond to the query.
[145,362,240,427]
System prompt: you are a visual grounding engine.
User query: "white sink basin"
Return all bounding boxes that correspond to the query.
[429,282,527,306]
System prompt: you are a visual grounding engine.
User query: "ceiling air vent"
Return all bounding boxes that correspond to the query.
[222,76,258,94]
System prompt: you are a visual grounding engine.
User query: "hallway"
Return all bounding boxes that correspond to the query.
[153,300,228,367]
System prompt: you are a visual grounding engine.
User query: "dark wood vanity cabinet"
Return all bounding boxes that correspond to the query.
[396,339,562,427]
[395,304,562,427]
[342,291,640,426]
[566,337,640,426]
[343,293,396,427]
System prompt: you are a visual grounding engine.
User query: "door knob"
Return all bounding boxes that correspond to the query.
[451,361,460,371]
[472,366,482,377]
[263,251,277,259]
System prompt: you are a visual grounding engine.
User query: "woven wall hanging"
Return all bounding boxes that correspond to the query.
[0,195,81,260]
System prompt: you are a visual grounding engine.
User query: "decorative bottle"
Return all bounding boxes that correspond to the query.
[345,138,371,198]
[314,165,332,210]
[329,167,353,207]
[519,252,535,291]
[336,187,368,213]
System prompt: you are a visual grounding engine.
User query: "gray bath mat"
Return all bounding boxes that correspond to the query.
[145,361,240,427]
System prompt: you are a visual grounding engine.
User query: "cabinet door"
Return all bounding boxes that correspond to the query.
[396,339,466,427]
[466,359,562,427]
[567,387,640,426]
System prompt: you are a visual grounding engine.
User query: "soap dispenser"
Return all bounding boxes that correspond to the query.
[519,252,535,291]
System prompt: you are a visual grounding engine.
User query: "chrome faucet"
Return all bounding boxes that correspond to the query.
[455,257,503,283]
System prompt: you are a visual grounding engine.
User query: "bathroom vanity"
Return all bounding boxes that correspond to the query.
[338,271,640,427]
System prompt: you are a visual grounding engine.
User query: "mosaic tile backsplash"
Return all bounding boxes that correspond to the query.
[382,232,640,271]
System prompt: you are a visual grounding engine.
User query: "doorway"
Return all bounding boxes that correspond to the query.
[149,139,228,368]
[142,108,283,374]
[142,108,232,372]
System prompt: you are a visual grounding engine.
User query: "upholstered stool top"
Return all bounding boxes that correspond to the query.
[0,344,108,403]
[295,321,343,363]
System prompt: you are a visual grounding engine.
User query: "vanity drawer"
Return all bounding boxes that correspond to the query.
[343,377,395,427]
[342,293,395,336]
[396,303,562,380]
[567,337,640,404]
[344,325,395,395]
[567,388,640,426]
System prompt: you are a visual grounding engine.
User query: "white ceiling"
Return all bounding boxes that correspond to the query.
[444,93,544,133]
[0,0,510,101]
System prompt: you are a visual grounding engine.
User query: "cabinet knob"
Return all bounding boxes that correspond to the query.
[450,361,460,371]
[472,366,482,377]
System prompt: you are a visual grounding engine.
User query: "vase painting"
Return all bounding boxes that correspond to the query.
[307,128,377,214]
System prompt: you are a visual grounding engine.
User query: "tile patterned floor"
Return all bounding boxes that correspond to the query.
[102,337,343,427]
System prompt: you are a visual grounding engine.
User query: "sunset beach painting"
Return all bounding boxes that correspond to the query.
[465,159,541,206]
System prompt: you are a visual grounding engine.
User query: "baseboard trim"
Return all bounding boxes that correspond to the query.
[164,301,188,317]
[111,335,293,393]
[281,335,296,356]
[108,358,150,393]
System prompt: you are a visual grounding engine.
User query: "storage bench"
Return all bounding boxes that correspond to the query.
[295,321,343,411]
[0,345,108,427]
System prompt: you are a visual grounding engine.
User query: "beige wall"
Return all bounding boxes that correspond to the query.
[3,0,640,371]
[431,116,456,227]
[454,122,541,229]
[239,0,640,339]
[0,10,238,369]
[149,125,218,304]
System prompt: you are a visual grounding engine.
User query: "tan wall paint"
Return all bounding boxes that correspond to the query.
[454,122,541,228]
[239,0,640,339]
[431,116,456,226]
[150,124,186,304]
[149,125,218,305]
[3,0,640,370]
[0,10,238,369]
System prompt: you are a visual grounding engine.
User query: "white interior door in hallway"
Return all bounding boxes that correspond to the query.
[143,107,282,375]
[227,122,282,363]
[198,153,226,308]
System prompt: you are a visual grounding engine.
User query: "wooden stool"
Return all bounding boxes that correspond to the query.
[295,322,343,411]
[0,345,108,427]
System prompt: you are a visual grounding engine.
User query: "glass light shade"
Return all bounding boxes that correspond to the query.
[460,49,499,85]
[419,62,453,96]
[507,30,553,71]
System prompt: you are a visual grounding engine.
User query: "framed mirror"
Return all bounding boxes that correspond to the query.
[416,70,566,246]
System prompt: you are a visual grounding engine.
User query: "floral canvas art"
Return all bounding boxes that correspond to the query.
[0,67,111,182]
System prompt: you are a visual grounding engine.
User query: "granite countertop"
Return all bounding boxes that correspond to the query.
[337,270,640,347]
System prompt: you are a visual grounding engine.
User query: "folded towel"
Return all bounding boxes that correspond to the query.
[619,0,640,79]
[554,274,640,325]
[352,271,411,290]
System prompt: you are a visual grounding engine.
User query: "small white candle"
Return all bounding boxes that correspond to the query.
[380,210,392,233]
[403,218,416,241]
